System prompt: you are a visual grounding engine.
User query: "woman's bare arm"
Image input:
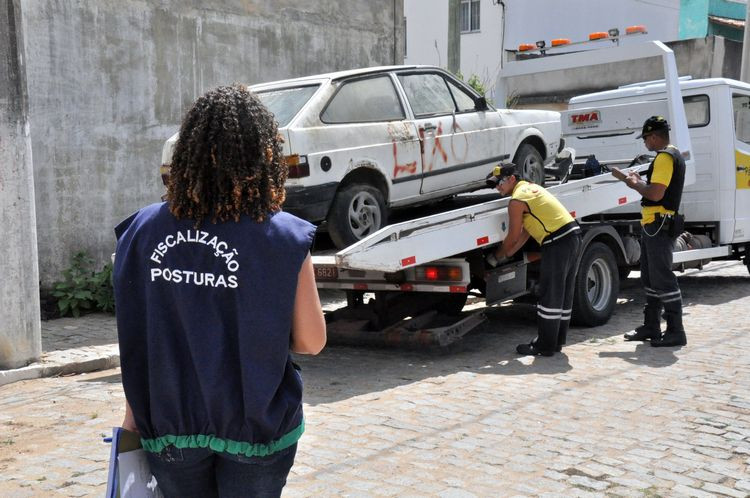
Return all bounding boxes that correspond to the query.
[122,399,139,433]
[290,253,327,354]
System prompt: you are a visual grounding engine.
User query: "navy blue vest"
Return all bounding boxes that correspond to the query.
[113,203,315,457]
[641,146,685,212]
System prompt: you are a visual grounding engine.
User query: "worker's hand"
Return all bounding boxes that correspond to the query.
[485,252,509,268]
[611,167,627,181]
[624,172,641,189]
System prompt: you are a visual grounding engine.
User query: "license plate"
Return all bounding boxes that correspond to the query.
[315,265,338,281]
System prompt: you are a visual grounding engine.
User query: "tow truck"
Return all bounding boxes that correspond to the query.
[313,40,750,347]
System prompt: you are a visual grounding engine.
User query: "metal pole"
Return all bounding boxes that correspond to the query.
[448,0,460,74]
[741,0,750,83]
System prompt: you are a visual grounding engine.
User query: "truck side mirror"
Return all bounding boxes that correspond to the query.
[475,96,488,111]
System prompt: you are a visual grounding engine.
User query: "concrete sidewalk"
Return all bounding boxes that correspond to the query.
[0,314,120,387]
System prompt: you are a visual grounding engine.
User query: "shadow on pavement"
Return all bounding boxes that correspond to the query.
[78,373,123,383]
[598,343,679,367]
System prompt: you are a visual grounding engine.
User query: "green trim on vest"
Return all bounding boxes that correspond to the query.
[140,420,304,457]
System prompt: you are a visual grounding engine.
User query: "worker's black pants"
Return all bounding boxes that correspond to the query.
[535,232,582,352]
[640,222,683,329]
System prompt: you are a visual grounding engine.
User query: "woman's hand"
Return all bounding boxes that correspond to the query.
[122,400,139,433]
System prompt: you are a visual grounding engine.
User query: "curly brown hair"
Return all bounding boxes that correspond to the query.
[167,84,287,225]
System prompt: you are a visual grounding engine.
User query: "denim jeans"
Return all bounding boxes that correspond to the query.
[145,443,297,498]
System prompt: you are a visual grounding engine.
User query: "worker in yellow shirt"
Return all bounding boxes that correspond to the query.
[617,116,687,347]
[486,163,581,356]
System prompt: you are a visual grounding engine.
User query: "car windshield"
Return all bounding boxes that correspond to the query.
[256,85,319,127]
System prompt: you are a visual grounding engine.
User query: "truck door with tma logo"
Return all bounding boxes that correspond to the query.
[732,92,750,243]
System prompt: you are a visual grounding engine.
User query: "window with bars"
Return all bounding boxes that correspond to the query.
[460,0,480,33]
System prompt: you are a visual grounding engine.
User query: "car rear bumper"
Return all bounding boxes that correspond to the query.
[283,183,338,222]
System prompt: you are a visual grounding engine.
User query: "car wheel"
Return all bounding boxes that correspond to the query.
[572,242,619,326]
[513,144,545,185]
[327,183,387,248]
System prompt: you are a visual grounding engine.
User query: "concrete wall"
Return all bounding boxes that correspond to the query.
[1,0,41,368]
[505,36,742,108]
[19,0,404,287]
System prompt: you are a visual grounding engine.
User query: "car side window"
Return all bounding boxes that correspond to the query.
[321,76,405,123]
[398,73,455,117]
[447,80,477,112]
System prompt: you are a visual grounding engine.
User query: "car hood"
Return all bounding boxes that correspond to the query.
[496,108,560,125]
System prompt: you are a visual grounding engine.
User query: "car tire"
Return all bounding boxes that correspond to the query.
[327,183,387,248]
[513,144,545,185]
[572,242,619,326]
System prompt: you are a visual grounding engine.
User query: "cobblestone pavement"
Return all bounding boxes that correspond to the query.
[1,261,749,497]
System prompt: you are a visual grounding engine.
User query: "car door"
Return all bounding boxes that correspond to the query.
[396,71,505,195]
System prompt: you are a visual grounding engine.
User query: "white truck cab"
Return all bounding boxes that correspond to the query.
[565,77,750,247]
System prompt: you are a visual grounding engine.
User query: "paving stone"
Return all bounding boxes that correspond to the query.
[568,475,610,491]
[672,483,721,498]
[701,483,748,498]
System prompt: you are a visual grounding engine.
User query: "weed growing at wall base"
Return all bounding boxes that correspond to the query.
[51,252,114,317]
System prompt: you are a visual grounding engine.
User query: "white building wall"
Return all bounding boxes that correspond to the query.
[404,0,449,67]
[405,0,681,104]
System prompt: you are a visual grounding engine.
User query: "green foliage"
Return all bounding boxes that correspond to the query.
[505,90,520,109]
[465,74,488,97]
[453,70,491,103]
[51,252,115,317]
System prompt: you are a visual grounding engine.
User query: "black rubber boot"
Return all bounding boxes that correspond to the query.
[652,302,686,347]
[624,299,662,341]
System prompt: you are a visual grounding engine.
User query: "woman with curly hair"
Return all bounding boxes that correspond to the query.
[113,84,326,497]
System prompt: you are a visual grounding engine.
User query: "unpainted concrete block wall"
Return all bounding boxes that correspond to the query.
[20,0,404,287]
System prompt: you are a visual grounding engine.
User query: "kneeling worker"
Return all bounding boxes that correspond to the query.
[486,164,582,356]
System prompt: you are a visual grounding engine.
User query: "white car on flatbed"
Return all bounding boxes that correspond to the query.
[162,65,563,247]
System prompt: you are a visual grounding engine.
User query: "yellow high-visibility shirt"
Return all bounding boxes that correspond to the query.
[641,152,675,225]
[512,181,574,244]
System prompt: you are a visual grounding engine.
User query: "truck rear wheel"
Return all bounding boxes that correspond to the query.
[513,144,545,186]
[327,183,387,248]
[572,242,619,326]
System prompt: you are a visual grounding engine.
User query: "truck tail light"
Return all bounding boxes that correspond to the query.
[285,154,310,178]
[415,265,464,282]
